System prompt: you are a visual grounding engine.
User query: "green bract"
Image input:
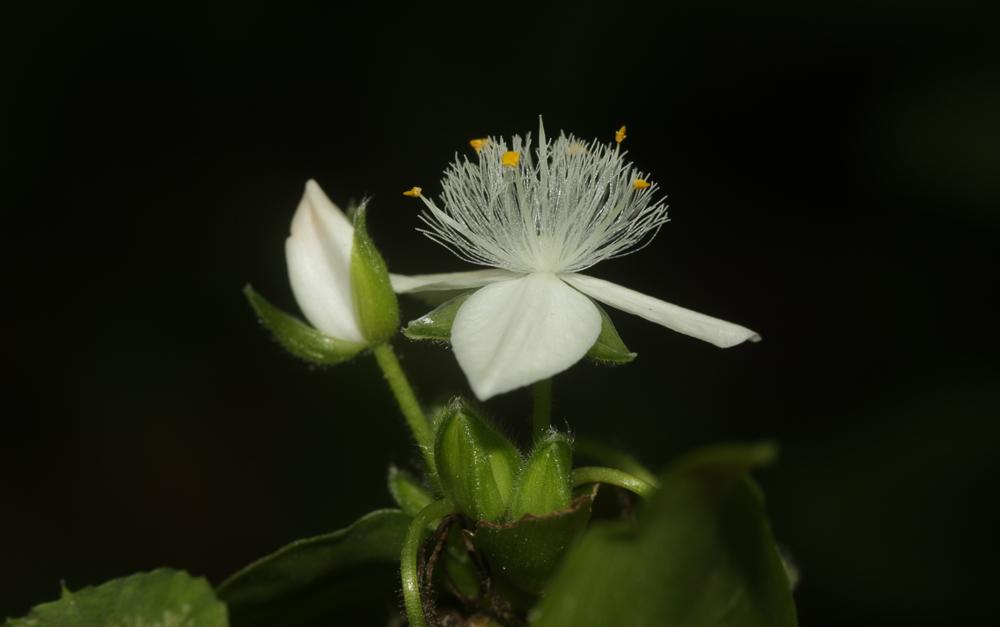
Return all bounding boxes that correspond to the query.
[387,465,433,517]
[244,285,366,365]
[350,202,400,344]
[434,400,521,521]
[473,486,598,596]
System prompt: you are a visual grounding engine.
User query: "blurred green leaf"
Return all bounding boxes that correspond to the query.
[531,443,796,627]
[217,509,410,627]
[4,568,227,627]
[244,285,366,364]
[586,304,636,365]
[474,486,597,595]
[671,441,778,473]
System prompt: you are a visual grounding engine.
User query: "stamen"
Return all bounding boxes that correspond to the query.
[469,138,489,153]
[403,186,423,197]
[501,151,520,168]
[418,123,669,274]
[615,125,627,144]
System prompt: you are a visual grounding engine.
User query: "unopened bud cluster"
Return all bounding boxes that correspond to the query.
[434,400,573,523]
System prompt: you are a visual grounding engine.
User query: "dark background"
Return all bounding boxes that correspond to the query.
[3,2,998,625]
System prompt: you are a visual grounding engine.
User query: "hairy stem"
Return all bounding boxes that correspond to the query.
[372,343,435,469]
[401,499,455,627]
[532,378,553,442]
[572,466,657,498]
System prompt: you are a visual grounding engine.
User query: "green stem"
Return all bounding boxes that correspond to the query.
[372,343,435,469]
[401,499,455,627]
[573,439,659,487]
[572,466,657,498]
[532,378,552,442]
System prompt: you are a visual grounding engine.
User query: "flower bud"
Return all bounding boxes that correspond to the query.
[434,400,521,521]
[285,180,398,346]
[509,432,573,520]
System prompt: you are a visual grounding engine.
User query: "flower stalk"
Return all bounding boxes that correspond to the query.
[372,343,435,469]
[532,378,553,442]
[401,498,455,627]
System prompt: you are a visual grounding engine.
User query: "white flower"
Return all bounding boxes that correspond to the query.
[285,180,365,343]
[392,119,760,400]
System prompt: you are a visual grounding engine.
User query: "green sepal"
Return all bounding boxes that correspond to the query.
[509,432,573,520]
[350,202,400,344]
[530,442,797,627]
[244,285,366,364]
[434,399,521,522]
[387,465,434,517]
[402,291,473,341]
[586,304,636,364]
[473,485,598,595]
[217,509,411,627]
[3,568,228,627]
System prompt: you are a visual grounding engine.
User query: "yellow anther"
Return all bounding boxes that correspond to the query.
[403,186,423,198]
[615,125,627,144]
[501,151,520,167]
[469,138,489,153]
[633,179,651,190]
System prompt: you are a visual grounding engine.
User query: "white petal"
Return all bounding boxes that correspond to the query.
[562,273,761,348]
[451,273,602,400]
[390,269,520,293]
[285,180,364,342]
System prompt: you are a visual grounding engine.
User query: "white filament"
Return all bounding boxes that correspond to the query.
[418,118,670,274]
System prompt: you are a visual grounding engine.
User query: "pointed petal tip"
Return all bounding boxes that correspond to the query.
[564,274,761,350]
[717,328,761,348]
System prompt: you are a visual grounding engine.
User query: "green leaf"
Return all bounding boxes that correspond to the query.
[509,432,573,519]
[350,202,400,344]
[388,465,434,517]
[474,486,597,596]
[585,305,636,365]
[4,568,227,627]
[434,399,522,522]
[402,291,473,341]
[531,443,797,627]
[217,509,410,627]
[244,285,366,365]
